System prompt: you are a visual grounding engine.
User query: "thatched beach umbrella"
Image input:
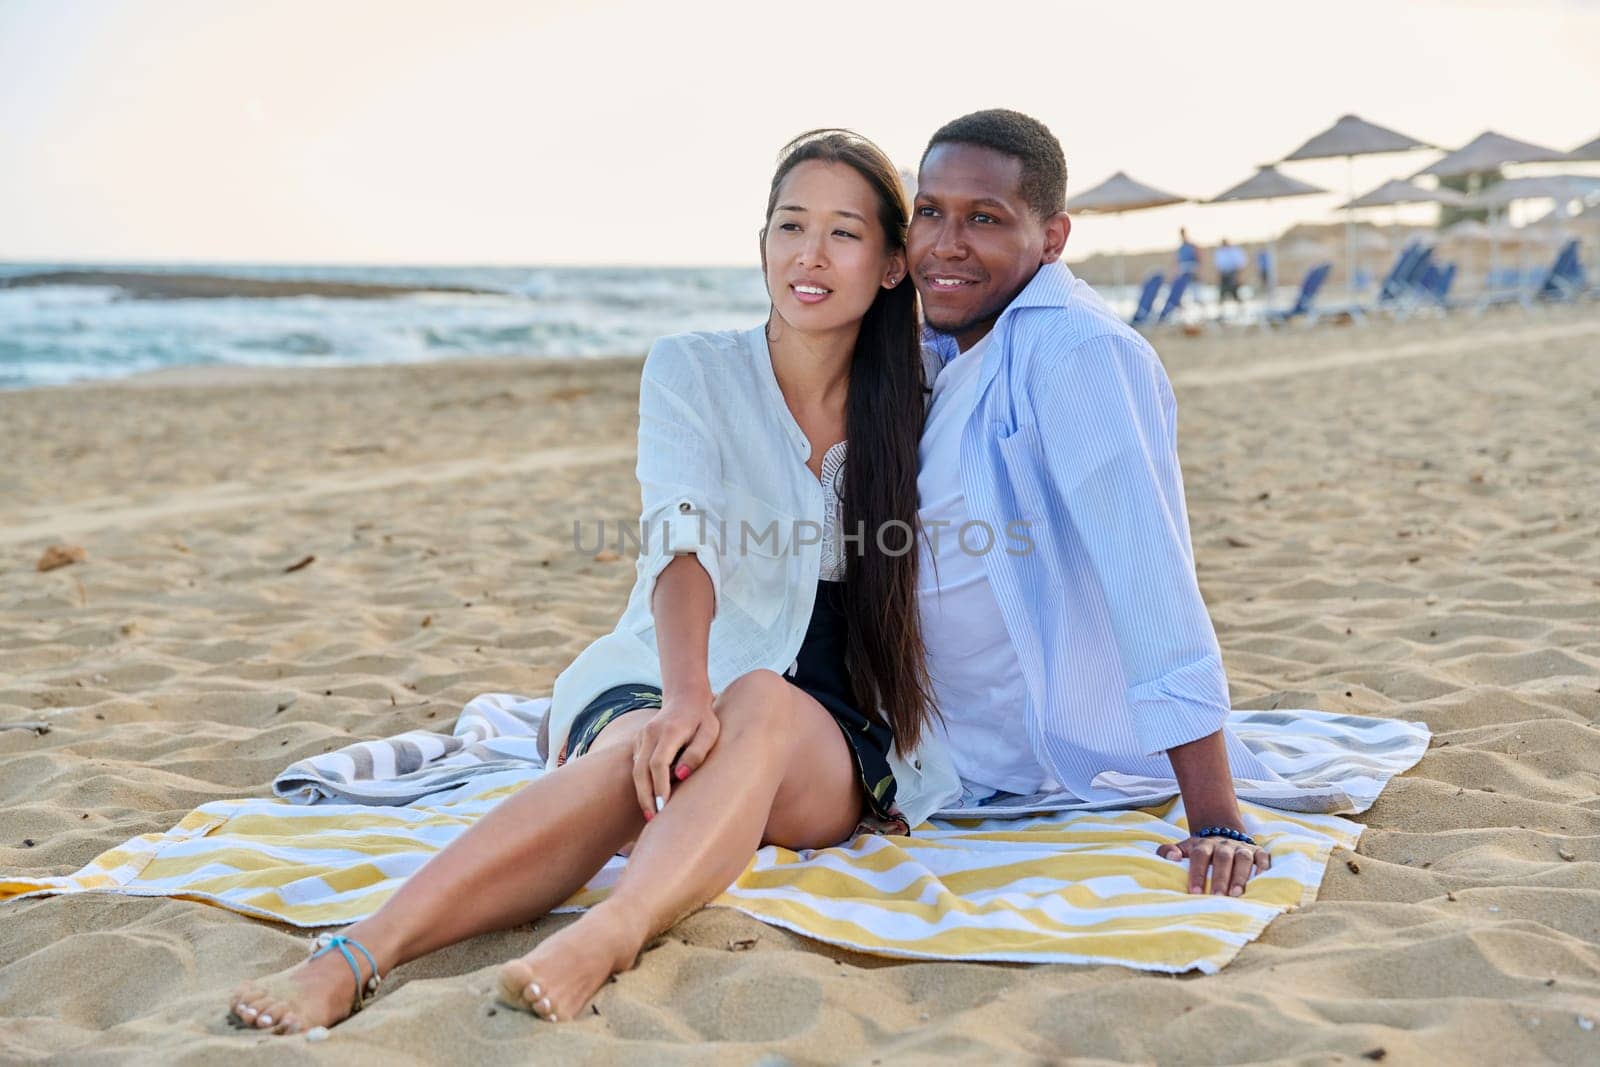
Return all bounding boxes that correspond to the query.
[1281,114,1432,294]
[1411,132,1568,289]
[1350,228,1394,254]
[1441,218,1489,241]
[1467,174,1600,211]
[1337,180,1462,277]
[1488,220,1563,244]
[1442,219,1551,245]
[1438,216,1556,294]
[1414,130,1567,181]
[1567,134,1600,163]
[1338,179,1467,210]
[1066,171,1190,293]
[1464,173,1600,287]
[1205,165,1326,308]
[1209,164,1327,205]
[1283,114,1428,161]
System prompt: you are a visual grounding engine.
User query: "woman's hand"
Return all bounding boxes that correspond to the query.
[630,689,719,822]
[1158,834,1270,896]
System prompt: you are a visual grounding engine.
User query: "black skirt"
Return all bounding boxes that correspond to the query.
[560,580,902,826]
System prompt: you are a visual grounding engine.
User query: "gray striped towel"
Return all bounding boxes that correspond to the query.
[939,708,1430,818]
[274,693,1427,820]
[272,693,550,805]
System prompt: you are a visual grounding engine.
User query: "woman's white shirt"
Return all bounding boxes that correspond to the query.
[548,326,961,826]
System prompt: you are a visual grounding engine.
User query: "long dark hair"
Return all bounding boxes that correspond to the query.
[762,130,936,754]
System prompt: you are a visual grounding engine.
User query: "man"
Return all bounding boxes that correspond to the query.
[1176,227,1200,279]
[1215,237,1247,306]
[909,110,1278,896]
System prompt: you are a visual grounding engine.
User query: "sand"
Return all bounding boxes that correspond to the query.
[3,305,1599,1065]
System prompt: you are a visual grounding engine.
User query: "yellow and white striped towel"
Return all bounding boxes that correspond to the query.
[2,767,1373,974]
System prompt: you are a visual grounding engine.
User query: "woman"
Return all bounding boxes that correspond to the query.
[228,129,958,1034]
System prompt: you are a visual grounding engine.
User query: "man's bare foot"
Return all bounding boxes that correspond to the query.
[229,937,382,1035]
[496,907,643,1022]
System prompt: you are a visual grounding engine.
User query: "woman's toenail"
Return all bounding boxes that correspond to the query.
[528,983,542,997]
[259,1014,273,1026]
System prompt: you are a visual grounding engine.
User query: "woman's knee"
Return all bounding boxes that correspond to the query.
[713,669,795,752]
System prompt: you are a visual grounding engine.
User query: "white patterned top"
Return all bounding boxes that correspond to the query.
[550,326,960,829]
[818,440,849,582]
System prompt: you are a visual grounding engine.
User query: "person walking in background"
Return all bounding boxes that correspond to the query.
[1214,238,1246,310]
[1176,228,1199,280]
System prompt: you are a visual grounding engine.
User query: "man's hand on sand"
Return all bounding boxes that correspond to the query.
[1158,837,1270,896]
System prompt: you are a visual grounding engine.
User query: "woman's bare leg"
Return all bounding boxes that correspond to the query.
[229,715,652,1034]
[498,669,864,1021]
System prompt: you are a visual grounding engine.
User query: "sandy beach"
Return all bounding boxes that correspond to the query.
[3,306,1599,1064]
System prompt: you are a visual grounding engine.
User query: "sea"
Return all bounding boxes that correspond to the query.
[0,262,775,391]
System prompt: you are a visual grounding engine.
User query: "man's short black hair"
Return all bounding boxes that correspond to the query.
[920,109,1068,218]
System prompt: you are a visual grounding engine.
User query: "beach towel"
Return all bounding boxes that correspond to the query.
[272,693,550,805]
[1,697,1428,974]
[268,694,1418,819]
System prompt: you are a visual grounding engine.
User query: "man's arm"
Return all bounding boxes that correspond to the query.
[1166,730,1243,830]
[1033,333,1230,756]
[1033,332,1264,890]
[1164,730,1267,895]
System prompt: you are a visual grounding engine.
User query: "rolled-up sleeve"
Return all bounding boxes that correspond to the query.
[635,338,726,614]
[1036,330,1230,755]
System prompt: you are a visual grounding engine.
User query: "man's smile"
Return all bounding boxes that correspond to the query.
[922,273,984,292]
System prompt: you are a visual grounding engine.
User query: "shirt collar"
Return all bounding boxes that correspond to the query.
[925,260,1078,365]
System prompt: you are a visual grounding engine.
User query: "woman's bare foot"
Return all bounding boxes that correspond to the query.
[229,937,383,1035]
[496,906,644,1022]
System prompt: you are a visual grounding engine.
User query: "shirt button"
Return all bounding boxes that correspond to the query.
[678,502,692,513]
[913,759,922,770]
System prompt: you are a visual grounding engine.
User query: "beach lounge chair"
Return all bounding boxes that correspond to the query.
[1417,262,1440,301]
[1477,239,1583,311]
[1378,245,1437,317]
[1488,267,1524,290]
[1537,239,1584,301]
[1262,262,1332,325]
[1154,271,1192,325]
[1322,241,1423,322]
[1476,263,1536,310]
[1374,242,1425,303]
[1425,262,1458,310]
[1128,272,1165,327]
[1410,260,1456,312]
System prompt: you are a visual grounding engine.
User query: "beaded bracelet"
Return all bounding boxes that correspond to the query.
[1196,826,1257,846]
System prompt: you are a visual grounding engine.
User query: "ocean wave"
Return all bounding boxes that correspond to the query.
[0,264,772,389]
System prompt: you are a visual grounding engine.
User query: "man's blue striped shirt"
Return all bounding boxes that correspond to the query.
[924,261,1275,801]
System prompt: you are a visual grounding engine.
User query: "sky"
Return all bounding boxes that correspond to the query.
[2,0,1599,266]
